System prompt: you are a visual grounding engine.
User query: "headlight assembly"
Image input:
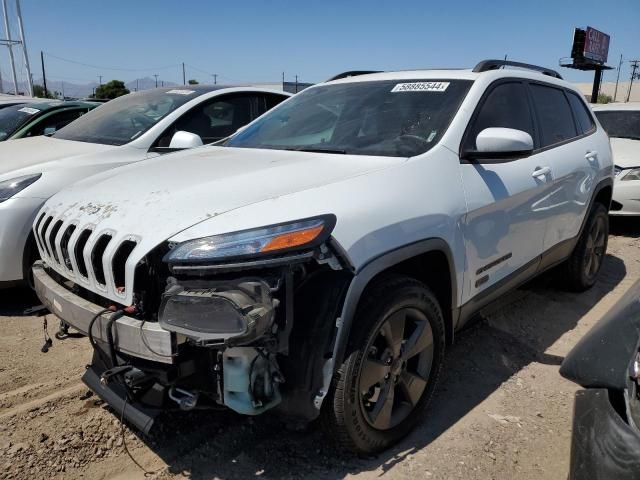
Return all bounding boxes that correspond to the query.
[165,215,335,264]
[621,167,640,181]
[0,173,42,203]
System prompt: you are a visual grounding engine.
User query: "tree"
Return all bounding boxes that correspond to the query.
[188,79,199,85]
[597,93,612,104]
[33,84,55,99]
[94,80,130,100]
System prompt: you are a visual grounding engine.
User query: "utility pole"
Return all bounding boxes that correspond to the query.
[153,74,158,88]
[613,54,623,102]
[61,81,64,99]
[182,62,185,85]
[2,0,18,95]
[211,73,217,85]
[15,0,32,96]
[40,50,47,97]
[627,60,640,103]
[98,75,102,86]
[295,74,298,93]
[135,78,139,91]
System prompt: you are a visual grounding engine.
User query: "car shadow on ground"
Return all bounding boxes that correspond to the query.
[112,252,627,480]
[0,286,40,316]
[610,216,640,238]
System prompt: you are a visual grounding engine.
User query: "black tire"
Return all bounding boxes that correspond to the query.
[562,203,609,292]
[22,235,40,290]
[321,274,445,454]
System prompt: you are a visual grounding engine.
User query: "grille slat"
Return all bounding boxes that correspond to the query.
[74,229,92,278]
[48,220,64,263]
[91,234,112,286]
[39,216,53,258]
[59,225,77,271]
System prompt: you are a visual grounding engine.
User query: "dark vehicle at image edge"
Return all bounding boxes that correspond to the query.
[561,280,640,479]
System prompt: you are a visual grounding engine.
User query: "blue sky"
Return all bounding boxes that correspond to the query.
[2,0,639,86]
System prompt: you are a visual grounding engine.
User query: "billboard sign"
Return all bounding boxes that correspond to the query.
[583,26,610,64]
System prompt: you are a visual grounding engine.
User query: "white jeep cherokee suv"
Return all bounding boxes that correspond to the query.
[32,60,613,453]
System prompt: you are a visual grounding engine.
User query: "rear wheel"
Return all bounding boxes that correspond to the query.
[562,203,609,292]
[322,275,445,453]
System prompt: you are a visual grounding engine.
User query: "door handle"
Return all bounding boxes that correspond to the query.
[585,150,598,161]
[532,166,551,178]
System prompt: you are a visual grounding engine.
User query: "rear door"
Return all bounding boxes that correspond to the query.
[527,83,599,252]
[459,80,555,303]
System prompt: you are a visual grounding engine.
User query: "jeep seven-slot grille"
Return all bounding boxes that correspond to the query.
[36,212,138,300]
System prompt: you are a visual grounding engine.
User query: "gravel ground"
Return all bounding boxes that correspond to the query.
[0,218,638,480]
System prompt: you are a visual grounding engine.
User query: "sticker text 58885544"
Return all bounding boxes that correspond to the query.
[391,82,450,93]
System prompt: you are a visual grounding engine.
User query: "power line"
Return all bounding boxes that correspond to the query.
[43,51,179,72]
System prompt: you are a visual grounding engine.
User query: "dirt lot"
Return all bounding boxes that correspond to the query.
[0,218,638,480]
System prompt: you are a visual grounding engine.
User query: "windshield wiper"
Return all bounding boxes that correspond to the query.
[289,146,347,154]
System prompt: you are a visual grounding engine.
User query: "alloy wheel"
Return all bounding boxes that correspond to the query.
[358,307,434,430]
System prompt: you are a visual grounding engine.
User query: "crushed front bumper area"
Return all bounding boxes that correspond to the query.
[34,261,286,425]
[568,389,640,480]
[33,261,181,364]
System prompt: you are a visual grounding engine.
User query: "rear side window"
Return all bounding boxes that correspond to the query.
[465,82,534,150]
[530,84,578,147]
[566,92,595,134]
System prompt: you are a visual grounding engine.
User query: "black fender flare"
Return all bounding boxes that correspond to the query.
[314,238,458,411]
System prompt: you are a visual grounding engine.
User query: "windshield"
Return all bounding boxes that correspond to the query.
[53,89,201,146]
[0,104,40,140]
[227,79,472,157]
[595,110,640,140]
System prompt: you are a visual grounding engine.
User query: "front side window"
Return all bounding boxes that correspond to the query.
[227,80,472,157]
[53,89,208,146]
[595,110,640,140]
[530,84,578,147]
[464,81,534,150]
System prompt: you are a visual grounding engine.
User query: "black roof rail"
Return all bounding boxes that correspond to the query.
[326,70,382,82]
[473,59,563,80]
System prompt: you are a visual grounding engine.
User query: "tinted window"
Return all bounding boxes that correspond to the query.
[24,108,90,137]
[595,111,640,140]
[228,80,473,157]
[567,92,595,134]
[466,82,534,150]
[530,84,578,147]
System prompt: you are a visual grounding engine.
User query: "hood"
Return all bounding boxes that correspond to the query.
[560,280,640,390]
[610,138,640,169]
[0,136,116,177]
[39,146,400,304]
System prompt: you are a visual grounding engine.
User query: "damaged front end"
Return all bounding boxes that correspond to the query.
[36,215,353,432]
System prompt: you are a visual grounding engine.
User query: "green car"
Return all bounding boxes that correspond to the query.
[0,101,99,141]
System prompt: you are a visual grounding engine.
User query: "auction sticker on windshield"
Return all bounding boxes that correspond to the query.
[166,89,195,95]
[391,82,449,93]
[18,107,40,115]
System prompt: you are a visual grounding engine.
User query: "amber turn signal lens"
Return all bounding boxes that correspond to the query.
[260,224,324,252]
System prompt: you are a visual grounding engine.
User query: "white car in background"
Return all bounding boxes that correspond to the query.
[0,86,290,287]
[593,103,640,215]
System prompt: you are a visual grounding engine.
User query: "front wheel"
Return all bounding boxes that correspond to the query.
[321,275,445,454]
[562,202,609,292]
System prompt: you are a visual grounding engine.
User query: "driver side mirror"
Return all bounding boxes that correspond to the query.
[463,128,534,161]
[169,131,204,149]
